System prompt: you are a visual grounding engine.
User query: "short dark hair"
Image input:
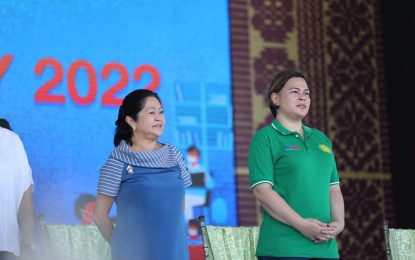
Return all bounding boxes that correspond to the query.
[0,118,12,131]
[186,145,200,155]
[267,70,308,118]
[113,89,162,146]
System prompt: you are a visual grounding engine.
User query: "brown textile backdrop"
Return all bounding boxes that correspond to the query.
[230,0,394,258]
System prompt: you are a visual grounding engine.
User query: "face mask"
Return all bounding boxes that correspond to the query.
[187,155,198,164]
[188,226,199,236]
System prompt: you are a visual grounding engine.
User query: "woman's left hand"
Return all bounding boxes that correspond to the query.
[314,221,344,243]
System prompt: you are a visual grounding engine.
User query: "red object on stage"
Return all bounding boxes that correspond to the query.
[189,244,204,260]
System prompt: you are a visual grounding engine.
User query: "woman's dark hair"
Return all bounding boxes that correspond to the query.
[267,70,308,118]
[113,89,162,147]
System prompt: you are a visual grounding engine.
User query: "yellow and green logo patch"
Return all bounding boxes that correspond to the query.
[319,144,332,154]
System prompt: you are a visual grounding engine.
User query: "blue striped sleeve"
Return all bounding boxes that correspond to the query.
[97,157,124,196]
[171,146,192,187]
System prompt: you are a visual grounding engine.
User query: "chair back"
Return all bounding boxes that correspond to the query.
[41,223,111,260]
[198,215,259,260]
[384,219,415,260]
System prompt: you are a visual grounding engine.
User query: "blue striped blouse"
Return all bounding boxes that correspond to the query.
[97,140,192,196]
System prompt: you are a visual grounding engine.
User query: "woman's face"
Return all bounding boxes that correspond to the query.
[133,96,165,139]
[273,77,310,120]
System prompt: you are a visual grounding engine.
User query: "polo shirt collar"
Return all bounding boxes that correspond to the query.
[271,119,313,137]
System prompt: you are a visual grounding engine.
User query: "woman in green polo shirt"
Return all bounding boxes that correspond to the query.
[248,70,345,260]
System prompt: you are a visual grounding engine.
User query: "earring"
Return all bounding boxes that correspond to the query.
[132,126,136,131]
[275,102,279,106]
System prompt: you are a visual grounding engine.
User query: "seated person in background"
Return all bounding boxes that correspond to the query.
[74,193,97,224]
[184,145,215,224]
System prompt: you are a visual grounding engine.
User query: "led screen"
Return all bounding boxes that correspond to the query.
[0,1,236,257]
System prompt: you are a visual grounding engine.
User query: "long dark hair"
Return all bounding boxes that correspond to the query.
[113,89,162,147]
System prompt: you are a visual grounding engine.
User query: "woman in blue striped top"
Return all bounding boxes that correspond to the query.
[93,89,192,260]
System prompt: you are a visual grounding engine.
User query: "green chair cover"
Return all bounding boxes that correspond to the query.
[389,228,415,260]
[205,225,259,260]
[41,224,111,260]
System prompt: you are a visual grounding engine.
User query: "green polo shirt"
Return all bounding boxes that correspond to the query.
[248,119,340,258]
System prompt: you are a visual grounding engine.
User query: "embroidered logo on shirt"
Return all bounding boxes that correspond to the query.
[127,165,134,174]
[319,144,332,154]
[283,144,301,151]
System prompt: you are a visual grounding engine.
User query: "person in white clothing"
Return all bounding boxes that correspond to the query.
[0,123,36,260]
